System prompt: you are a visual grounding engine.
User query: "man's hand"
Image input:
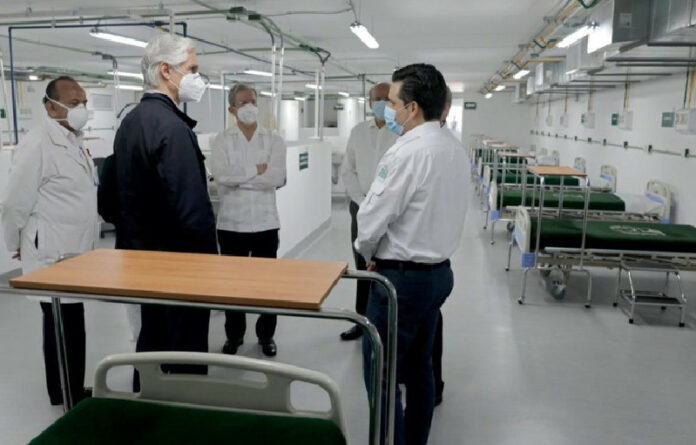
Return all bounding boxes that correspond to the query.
[256,164,268,175]
[366,261,376,272]
[11,250,20,261]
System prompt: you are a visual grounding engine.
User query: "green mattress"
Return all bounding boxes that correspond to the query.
[498,190,625,212]
[529,218,696,253]
[29,398,347,445]
[495,173,581,186]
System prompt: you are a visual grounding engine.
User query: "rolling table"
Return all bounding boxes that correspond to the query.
[2,249,399,445]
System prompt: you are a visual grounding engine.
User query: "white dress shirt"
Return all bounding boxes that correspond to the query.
[355,121,470,263]
[341,119,398,204]
[210,125,287,233]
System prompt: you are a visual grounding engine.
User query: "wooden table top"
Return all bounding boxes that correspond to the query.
[9,249,348,311]
[528,166,588,177]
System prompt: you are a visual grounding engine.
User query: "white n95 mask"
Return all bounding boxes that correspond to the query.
[46,96,90,131]
[237,103,258,125]
[173,70,207,103]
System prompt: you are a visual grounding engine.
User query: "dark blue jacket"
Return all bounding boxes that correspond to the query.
[112,92,217,254]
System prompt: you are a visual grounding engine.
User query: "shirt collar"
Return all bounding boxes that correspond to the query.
[398,120,441,142]
[46,116,83,141]
[141,92,197,129]
[229,124,267,137]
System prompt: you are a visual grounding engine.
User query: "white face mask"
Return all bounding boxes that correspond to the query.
[171,67,207,103]
[46,96,90,131]
[236,103,258,125]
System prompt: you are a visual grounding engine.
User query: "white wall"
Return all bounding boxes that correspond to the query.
[461,92,531,148]
[528,75,696,224]
[279,100,300,142]
[277,140,332,257]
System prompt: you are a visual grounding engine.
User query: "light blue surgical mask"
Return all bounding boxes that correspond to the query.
[372,100,387,120]
[384,102,412,136]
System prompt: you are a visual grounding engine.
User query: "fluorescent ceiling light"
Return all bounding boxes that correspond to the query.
[294,97,306,101]
[108,70,143,80]
[305,83,323,90]
[350,22,379,49]
[338,91,350,97]
[208,84,230,90]
[494,85,506,91]
[485,93,493,99]
[259,91,274,97]
[357,97,365,103]
[28,75,40,81]
[116,84,144,91]
[90,30,147,48]
[243,69,273,77]
[513,69,530,80]
[557,25,593,49]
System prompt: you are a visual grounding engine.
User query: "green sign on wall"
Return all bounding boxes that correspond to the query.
[464,102,477,110]
[299,152,309,171]
[611,113,619,126]
[333,103,345,111]
[661,111,675,128]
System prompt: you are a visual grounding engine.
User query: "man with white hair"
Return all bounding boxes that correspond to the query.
[112,33,217,390]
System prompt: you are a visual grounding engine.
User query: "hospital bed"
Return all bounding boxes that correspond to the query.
[486,167,668,244]
[505,167,691,325]
[2,249,400,445]
[29,352,348,445]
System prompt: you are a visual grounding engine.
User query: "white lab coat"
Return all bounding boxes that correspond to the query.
[0,117,99,302]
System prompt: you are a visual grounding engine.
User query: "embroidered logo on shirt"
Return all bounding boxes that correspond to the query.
[378,166,388,180]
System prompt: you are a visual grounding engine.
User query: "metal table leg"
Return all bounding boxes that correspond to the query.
[51,297,73,411]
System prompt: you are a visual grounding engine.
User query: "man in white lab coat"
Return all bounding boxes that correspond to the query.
[210,83,287,357]
[0,76,99,406]
[355,64,468,445]
[339,82,397,341]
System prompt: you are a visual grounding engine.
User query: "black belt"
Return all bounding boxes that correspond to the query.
[374,258,450,271]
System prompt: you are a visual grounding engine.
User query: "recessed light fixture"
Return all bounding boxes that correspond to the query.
[338,91,351,97]
[116,84,144,91]
[259,91,274,97]
[485,93,493,99]
[108,70,143,80]
[294,97,306,101]
[494,85,506,91]
[305,83,323,90]
[90,30,147,48]
[350,22,379,49]
[513,69,530,80]
[243,69,273,77]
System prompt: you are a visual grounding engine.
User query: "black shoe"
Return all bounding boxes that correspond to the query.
[340,325,363,341]
[260,339,277,357]
[222,338,243,355]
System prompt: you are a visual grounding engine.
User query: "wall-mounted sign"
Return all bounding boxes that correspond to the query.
[661,111,675,128]
[611,113,619,126]
[333,103,344,111]
[464,102,477,110]
[299,152,309,171]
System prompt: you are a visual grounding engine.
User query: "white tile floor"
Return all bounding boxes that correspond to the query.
[2,197,696,444]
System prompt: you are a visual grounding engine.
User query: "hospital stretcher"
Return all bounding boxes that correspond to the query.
[2,249,400,445]
[505,167,693,325]
[29,352,348,445]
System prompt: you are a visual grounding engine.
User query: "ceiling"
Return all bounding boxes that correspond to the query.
[0,0,567,94]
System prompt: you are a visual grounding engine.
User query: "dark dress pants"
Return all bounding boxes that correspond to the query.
[349,201,370,315]
[217,229,279,342]
[40,302,86,405]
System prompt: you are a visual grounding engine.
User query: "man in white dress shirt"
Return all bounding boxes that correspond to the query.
[355,64,468,445]
[339,82,397,341]
[210,83,287,357]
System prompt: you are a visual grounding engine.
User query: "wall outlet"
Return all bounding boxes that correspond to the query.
[618,110,633,131]
[675,109,696,134]
[581,112,595,129]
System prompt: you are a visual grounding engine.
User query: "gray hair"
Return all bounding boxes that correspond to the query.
[228,83,257,106]
[141,33,194,89]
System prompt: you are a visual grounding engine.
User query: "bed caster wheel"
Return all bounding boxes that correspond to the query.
[660,306,667,311]
[612,303,618,307]
[550,284,566,300]
[584,304,591,309]
[517,298,524,305]
[628,319,634,324]
[505,267,510,272]
[490,241,495,245]
[506,222,514,233]
[679,323,685,328]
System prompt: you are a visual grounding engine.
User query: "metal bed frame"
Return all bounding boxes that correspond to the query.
[0,268,399,445]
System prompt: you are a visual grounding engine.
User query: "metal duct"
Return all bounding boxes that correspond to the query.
[649,0,696,46]
[587,0,651,53]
